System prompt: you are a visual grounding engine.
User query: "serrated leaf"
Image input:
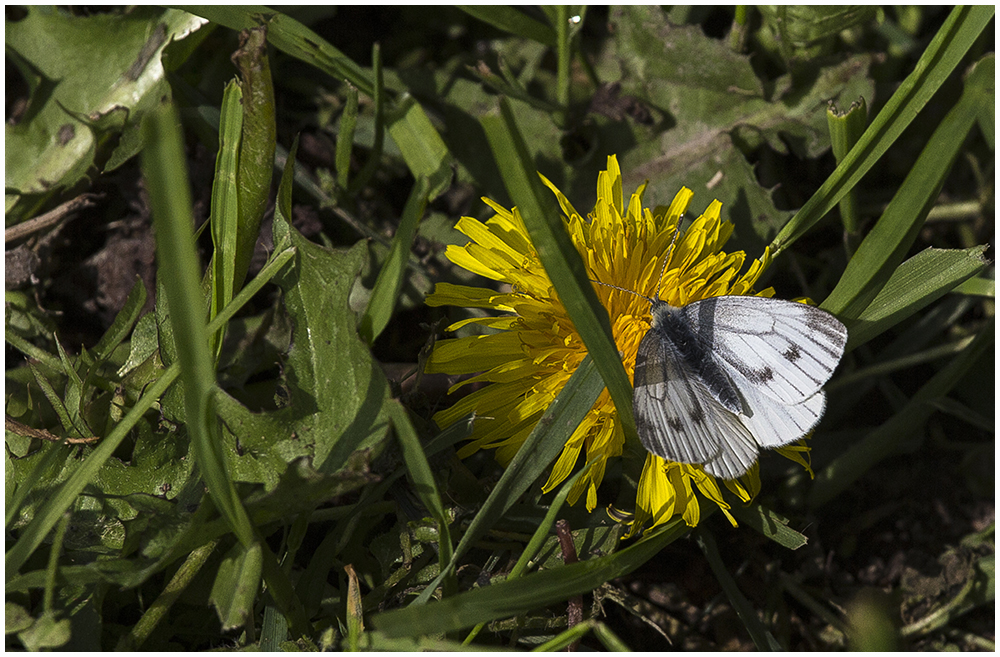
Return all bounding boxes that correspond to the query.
[214,142,393,481]
[5,7,207,206]
[609,6,874,242]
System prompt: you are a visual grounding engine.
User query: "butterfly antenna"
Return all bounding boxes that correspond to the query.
[653,214,685,302]
[589,278,651,303]
[589,214,688,306]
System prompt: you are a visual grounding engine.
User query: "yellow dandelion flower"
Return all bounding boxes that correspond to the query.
[425,155,811,533]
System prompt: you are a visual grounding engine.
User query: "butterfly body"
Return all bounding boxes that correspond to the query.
[632,294,848,479]
[646,300,744,415]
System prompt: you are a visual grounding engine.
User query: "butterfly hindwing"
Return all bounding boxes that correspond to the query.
[739,385,827,448]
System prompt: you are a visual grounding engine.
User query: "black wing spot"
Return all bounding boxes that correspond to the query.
[690,405,705,425]
[667,416,685,432]
[783,344,802,363]
[746,367,774,384]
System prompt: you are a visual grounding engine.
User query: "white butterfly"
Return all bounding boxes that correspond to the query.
[632,293,848,479]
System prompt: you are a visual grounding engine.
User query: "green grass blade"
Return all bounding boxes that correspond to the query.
[697,528,781,650]
[208,79,243,354]
[373,518,688,637]
[809,318,994,507]
[27,363,75,435]
[457,6,556,46]
[532,619,629,652]
[142,102,255,548]
[844,246,988,350]
[90,277,147,363]
[479,97,638,447]
[821,55,988,322]
[385,96,454,198]
[411,355,606,605]
[259,604,289,651]
[117,540,220,650]
[5,329,61,373]
[387,401,454,591]
[508,469,587,582]
[350,42,385,194]
[4,243,294,575]
[359,177,428,345]
[336,84,359,191]
[179,6,374,97]
[463,467,591,645]
[771,5,994,255]
[554,5,571,123]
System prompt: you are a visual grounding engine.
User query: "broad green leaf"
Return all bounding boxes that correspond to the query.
[209,542,263,630]
[5,7,207,209]
[16,611,71,651]
[730,502,808,550]
[213,141,392,480]
[609,6,875,246]
[5,363,177,575]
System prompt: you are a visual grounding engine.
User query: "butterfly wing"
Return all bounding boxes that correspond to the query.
[682,295,846,450]
[683,296,847,405]
[633,326,760,477]
[738,385,827,448]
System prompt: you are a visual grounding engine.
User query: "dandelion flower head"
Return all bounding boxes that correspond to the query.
[425,155,811,531]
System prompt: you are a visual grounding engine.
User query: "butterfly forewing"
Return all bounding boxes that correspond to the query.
[631,292,848,480]
[633,322,759,471]
[683,296,848,405]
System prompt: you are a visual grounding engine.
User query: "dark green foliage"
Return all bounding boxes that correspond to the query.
[5,5,993,651]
